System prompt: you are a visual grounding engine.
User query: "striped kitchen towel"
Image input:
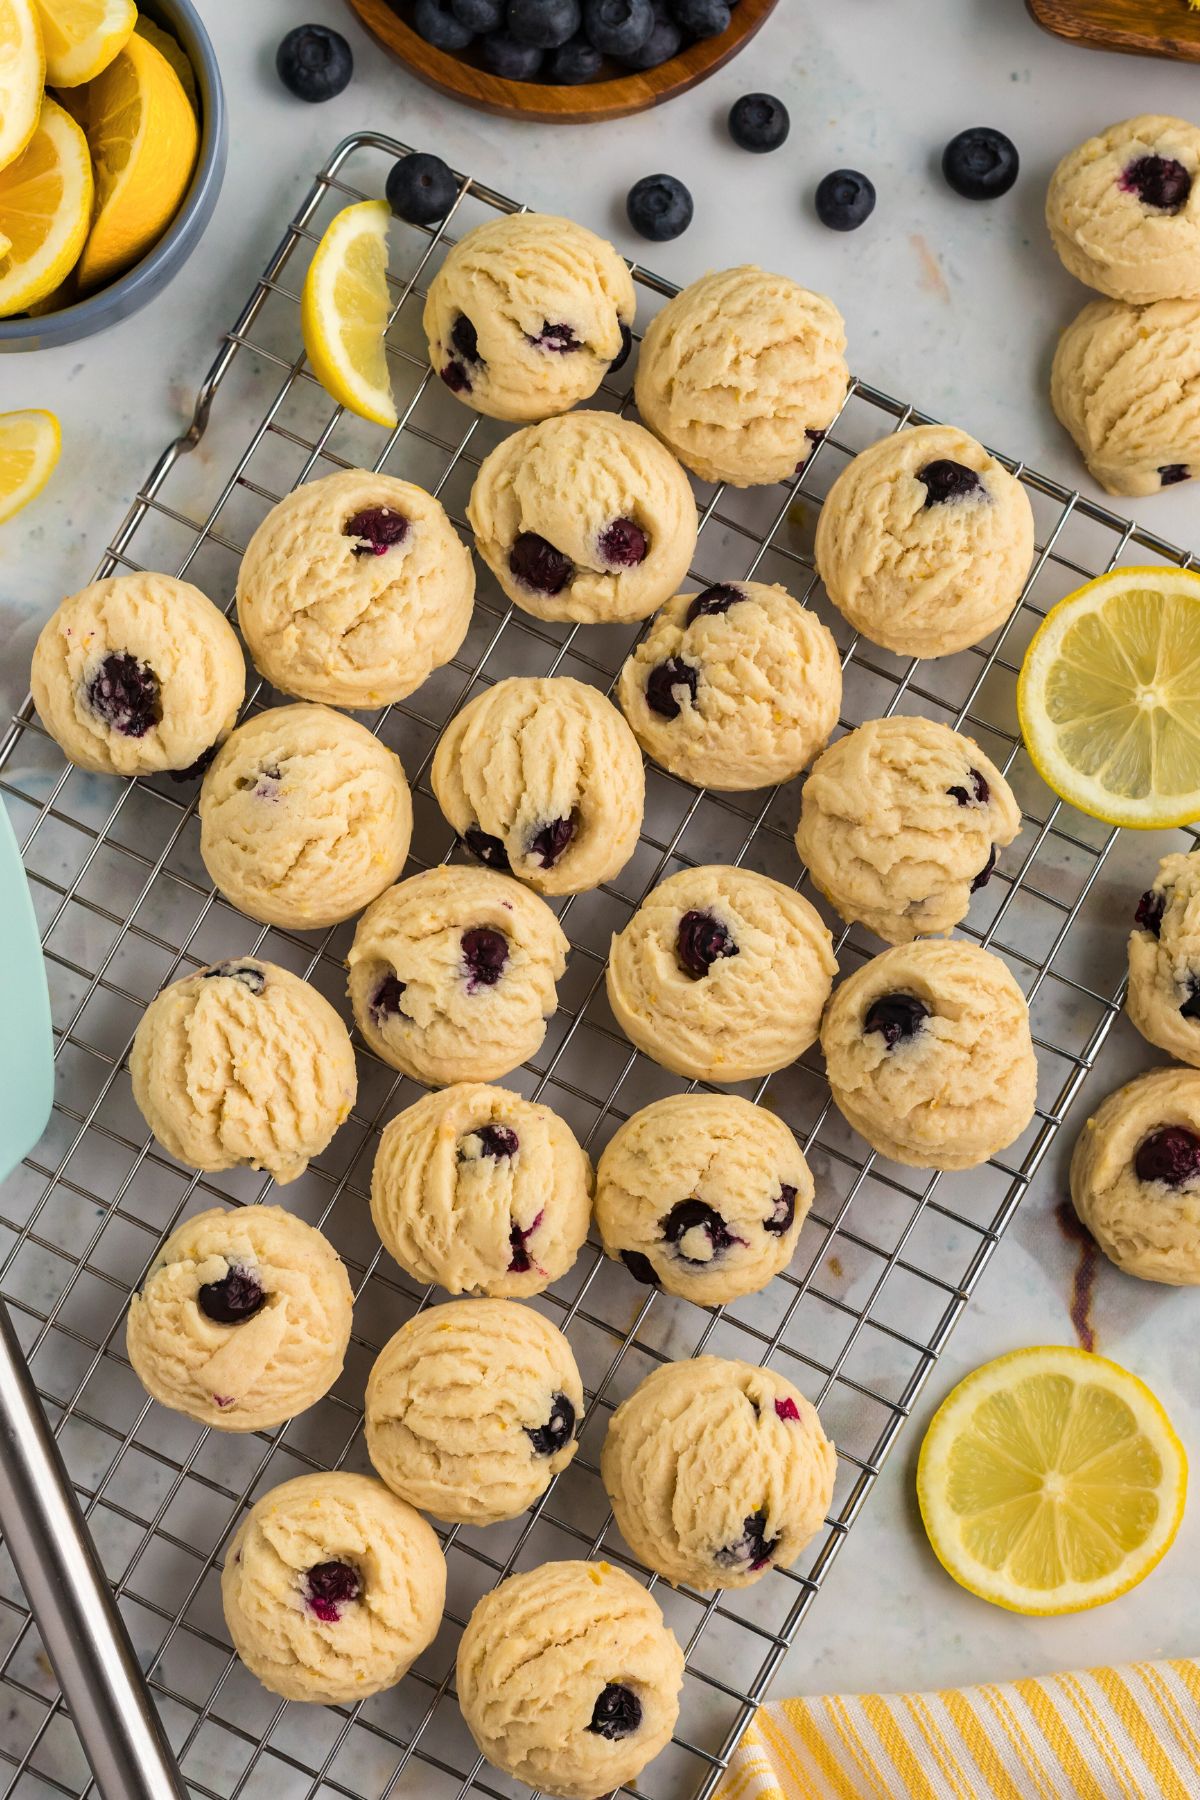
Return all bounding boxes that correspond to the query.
[716,1660,1200,1799]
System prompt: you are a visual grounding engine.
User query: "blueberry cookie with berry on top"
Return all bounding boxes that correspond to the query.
[1046,115,1200,304]
[1128,849,1200,1066]
[1070,1066,1200,1285]
[1051,296,1200,496]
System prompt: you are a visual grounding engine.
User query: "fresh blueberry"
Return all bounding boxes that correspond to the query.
[715,1507,778,1572]
[1120,155,1191,213]
[676,909,738,979]
[671,0,730,34]
[686,582,743,623]
[344,507,409,555]
[304,1560,361,1623]
[508,0,582,46]
[464,826,512,872]
[1160,464,1191,487]
[370,972,407,1025]
[660,1197,739,1259]
[645,656,698,719]
[584,0,653,55]
[622,11,681,67]
[774,1396,801,1422]
[1134,1126,1200,1187]
[626,172,693,241]
[598,517,648,566]
[972,844,997,892]
[526,1390,576,1454]
[386,151,458,226]
[197,1266,266,1325]
[545,32,604,80]
[527,320,583,352]
[917,459,984,506]
[947,768,990,807]
[529,815,576,868]
[509,531,573,595]
[1135,889,1165,938]
[728,92,789,153]
[452,0,504,26]
[276,25,353,102]
[202,962,266,995]
[1181,977,1200,1023]
[864,992,930,1049]
[620,1248,660,1286]
[609,319,634,370]
[763,1183,796,1236]
[479,30,545,77]
[452,314,482,363]
[413,0,476,49]
[461,926,509,988]
[815,169,876,231]
[588,1682,642,1739]
[474,1123,520,1158]
[85,654,162,738]
[942,127,1020,200]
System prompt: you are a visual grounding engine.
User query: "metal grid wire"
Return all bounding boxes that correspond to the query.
[1,130,1197,1800]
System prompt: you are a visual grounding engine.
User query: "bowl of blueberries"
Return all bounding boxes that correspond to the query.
[344,0,779,120]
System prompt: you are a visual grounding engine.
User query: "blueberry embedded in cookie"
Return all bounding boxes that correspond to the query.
[201,961,267,994]
[1119,154,1191,214]
[764,1184,797,1236]
[85,652,163,737]
[644,656,698,720]
[598,517,648,567]
[1135,888,1166,938]
[197,1265,267,1325]
[528,815,576,869]
[344,506,409,554]
[916,459,985,507]
[588,1683,642,1740]
[947,768,991,807]
[526,1390,576,1455]
[461,925,509,990]
[686,582,745,623]
[304,1559,361,1623]
[1134,1125,1200,1187]
[660,1197,745,1263]
[620,1249,661,1286]
[675,908,738,979]
[463,825,512,872]
[370,971,408,1025]
[715,1506,780,1573]
[863,992,930,1048]
[509,530,574,596]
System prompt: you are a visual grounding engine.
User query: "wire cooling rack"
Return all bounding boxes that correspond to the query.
[2,130,1198,1800]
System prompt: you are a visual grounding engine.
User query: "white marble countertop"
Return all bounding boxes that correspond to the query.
[3,0,1198,1722]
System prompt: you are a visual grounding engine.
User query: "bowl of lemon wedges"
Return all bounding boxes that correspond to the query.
[0,0,224,350]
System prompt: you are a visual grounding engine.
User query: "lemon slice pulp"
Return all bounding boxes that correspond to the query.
[301,199,398,428]
[0,407,61,523]
[0,0,44,173]
[32,0,134,86]
[0,93,92,315]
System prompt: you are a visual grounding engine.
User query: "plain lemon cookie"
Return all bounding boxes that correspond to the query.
[31,573,244,777]
[347,867,568,1085]
[606,864,836,1082]
[617,579,842,791]
[821,939,1038,1170]
[1046,115,1200,304]
[236,469,475,709]
[602,1357,835,1589]
[594,1093,812,1303]
[456,1560,684,1800]
[1070,1066,1200,1285]
[366,1298,583,1522]
[369,1081,592,1296]
[467,409,698,625]
[1128,849,1200,1066]
[634,265,848,488]
[126,1204,353,1431]
[199,703,412,930]
[1051,296,1200,496]
[795,716,1022,943]
[130,957,357,1185]
[424,211,635,421]
[431,676,644,895]
[814,425,1036,658]
[221,1471,445,1704]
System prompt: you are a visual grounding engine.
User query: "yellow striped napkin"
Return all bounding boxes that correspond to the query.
[716,1660,1200,1800]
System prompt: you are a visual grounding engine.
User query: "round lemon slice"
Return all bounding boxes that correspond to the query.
[32,0,135,86]
[301,199,398,429]
[917,1345,1187,1615]
[0,408,61,523]
[0,95,93,316]
[1018,566,1200,829]
[0,0,45,173]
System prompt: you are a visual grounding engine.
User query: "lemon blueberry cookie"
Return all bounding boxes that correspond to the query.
[31,573,245,777]
[126,1204,353,1431]
[456,1560,684,1800]
[221,1471,445,1704]
[795,716,1022,943]
[602,1358,835,1589]
[1046,115,1200,304]
[348,867,568,1085]
[634,265,848,488]
[1070,1066,1200,1285]
[369,1081,592,1296]
[821,939,1038,1170]
[617,580,842,791]
[366,1298,584,1523]
[606,865,836,1082]
[595,1094,812,1303]
[1051,297,1200,496]
[424,211,635,421]
[1128,849,1200,1066]
[432,676,644,895]
[814,425,1036,658]
[467,409,698,625]
[236,469,475,709]
[130,957,357,1184]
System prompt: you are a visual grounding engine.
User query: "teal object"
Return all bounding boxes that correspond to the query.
[0,804,53,1179]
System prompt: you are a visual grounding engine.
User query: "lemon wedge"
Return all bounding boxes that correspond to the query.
[918,1345,1186,1615]
[0,94,92,315]
[75,28,197,291]
[32,0,134,86]
[1018,566,1200,828]
[0,0,44,173]
[0,408,61,523]
[132,13,196,111]
[301,199,398,428]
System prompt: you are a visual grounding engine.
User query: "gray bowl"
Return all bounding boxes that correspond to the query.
[0,0,226,352]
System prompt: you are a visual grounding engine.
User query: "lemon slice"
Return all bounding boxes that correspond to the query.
[301,199,398,428]
[32,0,134,86]
[918,1345,1186,1615]
[0,94,92,315]
[0,0,44,173]
[75,28,198,291]
[0,408,61,523]
[1018,566,1200,828]
[132,14,196,111]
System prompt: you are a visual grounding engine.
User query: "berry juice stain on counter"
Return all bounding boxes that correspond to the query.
[1054,1197,1098,1352]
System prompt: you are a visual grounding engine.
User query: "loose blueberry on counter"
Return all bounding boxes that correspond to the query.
[584,0,654,55]
[304,1560,361,1623]
[276,25,353,102]
[917,460,983,506]
[198,1266,267,1325]
[729,92,789,154]
[673,0,730,35]
[386,151,458,226]
[526,1390,576,1454]
[774,1396,801,1423]
[676,909,738,979]
[598,517,648,566]
[1120,155,1191,214]
[474,1123,520,1158]
[626,172,693,242]
[763,1183,796,1236]
[480,30,545,77]
[370,972,408,1026]
[661,1197,740,1260]
[413,0,476,49]
[509,531,574,595]
[85,653,162,738]
[546,33,604,80]
[623,10,682,68]
[527,320,583,352]
[715,1507,779,1572]
[686,582,744,623]
[972,844,997,892]
[344,507,409,555]
[462,926,509,988]
[509,0,583,46]
[1160,464,1190,487]
[942,127,1020,200]
[947,768,990,807]
[588,1683,642,1740]
[464,825,512,872]
[815,169,876,232]
[645,656,698,719]
[609,319,634,369]
[1180,976,1200,1022]
[1134,1125,1200,1187]
[452,0,504,27]
[864,992,930,1049]
[620,1248,660,1285]
[529,815,576,868]
[1135,889,1165,938]
[202,962,266,995]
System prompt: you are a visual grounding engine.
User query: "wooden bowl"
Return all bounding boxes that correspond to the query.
[1026,0,1200,62]
[343,0,780,122]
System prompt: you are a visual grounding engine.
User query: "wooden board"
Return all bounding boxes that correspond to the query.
[1026,0,1200,62]
[344,0,780,122]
